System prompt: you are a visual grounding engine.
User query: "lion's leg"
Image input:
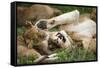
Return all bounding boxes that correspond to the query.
[40,40,52,55]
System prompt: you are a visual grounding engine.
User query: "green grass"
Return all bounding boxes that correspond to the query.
[17,26,26,35]
[52,5,93,14]
[17,47,96,65]
[56,47,96,62]
[17,56,36,64]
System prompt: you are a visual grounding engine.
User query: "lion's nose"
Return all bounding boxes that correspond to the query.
[36,20,47,30]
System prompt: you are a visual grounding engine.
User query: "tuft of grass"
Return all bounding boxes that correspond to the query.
[56,47,96,62]
[17,26,26,35]
[17,55,37,65]
[51,5,93,14]
[17,47,96,64]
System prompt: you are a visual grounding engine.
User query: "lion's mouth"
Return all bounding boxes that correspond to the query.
[56,32,66,43]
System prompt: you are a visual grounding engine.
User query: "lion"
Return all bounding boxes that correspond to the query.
[17,4,62,26]
[23,21,51,55]
[35,10,96,53]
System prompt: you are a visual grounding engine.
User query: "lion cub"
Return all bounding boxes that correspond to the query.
[23,21,51,55]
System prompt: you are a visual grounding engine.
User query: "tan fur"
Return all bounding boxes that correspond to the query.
[23,21,51,55]
[90,8,96,22]
[59,17,96,53]
[82,38,96,53]
[17,4,62,26]
[17,35,26,46]
[17,35,42,59]
[59,17,96,40]
[17,45,41,58]
[49,31,74,49]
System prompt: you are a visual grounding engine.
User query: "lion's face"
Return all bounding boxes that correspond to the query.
[50,31,67,48]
